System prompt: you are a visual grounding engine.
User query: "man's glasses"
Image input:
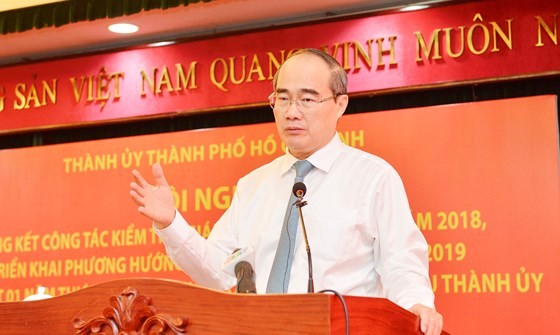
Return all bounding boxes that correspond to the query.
[269,93,338,111]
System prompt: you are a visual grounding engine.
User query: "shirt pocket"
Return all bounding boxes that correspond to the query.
[306,206,358,263]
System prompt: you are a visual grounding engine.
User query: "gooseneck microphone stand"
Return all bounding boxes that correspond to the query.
[293,182,314,293]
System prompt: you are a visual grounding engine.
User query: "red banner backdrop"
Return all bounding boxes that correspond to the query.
[1,95,559,334]
[0,0,559,133]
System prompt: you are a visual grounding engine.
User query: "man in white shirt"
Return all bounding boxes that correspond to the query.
[130,48,443,334]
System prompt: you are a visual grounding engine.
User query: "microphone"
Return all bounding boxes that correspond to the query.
[222,247,257,294]
[293,182,307,199]
[292,182,314,293]
[234,260,257,293]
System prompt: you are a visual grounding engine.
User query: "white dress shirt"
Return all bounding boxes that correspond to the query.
[155,134,434,309]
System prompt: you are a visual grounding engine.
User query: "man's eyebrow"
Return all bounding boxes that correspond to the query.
[275,88,320,95]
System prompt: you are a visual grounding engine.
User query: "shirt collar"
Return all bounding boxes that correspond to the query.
[281,133,344,175]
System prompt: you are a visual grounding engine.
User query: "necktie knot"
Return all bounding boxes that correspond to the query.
[294,160,313,183]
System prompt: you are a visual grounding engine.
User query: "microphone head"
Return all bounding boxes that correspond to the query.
[293,182,307,198]
[234,261,257,294]
[234,260,253,275]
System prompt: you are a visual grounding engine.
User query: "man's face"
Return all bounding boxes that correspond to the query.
[273,54,348,160]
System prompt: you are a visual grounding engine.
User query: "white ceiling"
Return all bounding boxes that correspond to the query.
[0,0,461,66]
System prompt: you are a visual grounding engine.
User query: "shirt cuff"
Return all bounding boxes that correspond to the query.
[153,209,198,248]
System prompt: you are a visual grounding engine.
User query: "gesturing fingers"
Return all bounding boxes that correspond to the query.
[129,165,176,227]
[130,169,154,208]
[129,187,144,207]
[130,180,146,198]
[132,169,150,189]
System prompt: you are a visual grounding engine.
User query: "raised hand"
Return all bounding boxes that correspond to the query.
[130,163,176,229]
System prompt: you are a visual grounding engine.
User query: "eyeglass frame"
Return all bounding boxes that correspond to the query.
[268,92,340,111]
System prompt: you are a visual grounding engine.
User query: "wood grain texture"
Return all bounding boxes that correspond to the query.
[0,278,448,334]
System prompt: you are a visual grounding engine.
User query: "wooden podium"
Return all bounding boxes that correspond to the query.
[0,278,446,334]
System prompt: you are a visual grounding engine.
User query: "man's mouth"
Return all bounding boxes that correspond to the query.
[284,126,304,135]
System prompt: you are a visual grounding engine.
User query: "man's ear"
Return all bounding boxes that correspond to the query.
[336,94,349,118]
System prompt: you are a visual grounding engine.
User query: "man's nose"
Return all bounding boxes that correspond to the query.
[285,100,302,119]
